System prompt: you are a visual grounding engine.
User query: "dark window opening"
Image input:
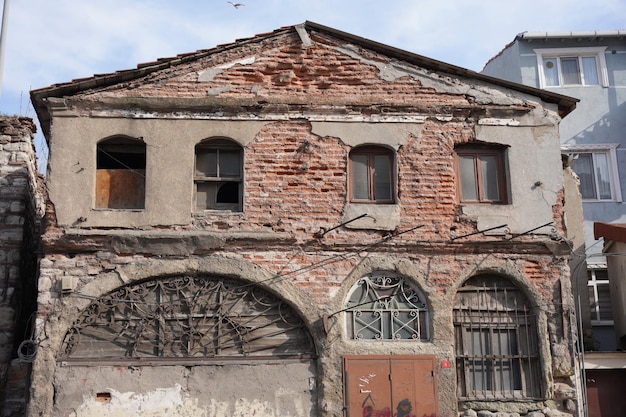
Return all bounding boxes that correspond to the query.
[195,138,243,211]
[96,137,146,209]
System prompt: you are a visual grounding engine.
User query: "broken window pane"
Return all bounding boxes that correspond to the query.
[195,138,243,211]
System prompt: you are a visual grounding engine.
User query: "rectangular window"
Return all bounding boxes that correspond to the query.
[562,145,622,202]
[456,147,507,203]
[535,47,608,88]
[195,139,243,211]
[96,138,146,209]
[349,146,394,203]
[588,269,613,325]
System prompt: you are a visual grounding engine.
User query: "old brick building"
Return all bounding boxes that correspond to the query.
[30,22,580,417]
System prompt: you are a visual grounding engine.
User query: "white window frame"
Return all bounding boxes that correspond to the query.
[587,267,614,326]
[561,144,622,202]
[534,47,608,88]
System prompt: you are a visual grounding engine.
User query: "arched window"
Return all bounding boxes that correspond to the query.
[60,276,315,362]
[195,138,243,211]
[96,136,146,209]
[453,275,541,400]
[345,272,429,340]
[349,146,395,203]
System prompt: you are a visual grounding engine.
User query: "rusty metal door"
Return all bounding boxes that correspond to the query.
[343,355,437,417]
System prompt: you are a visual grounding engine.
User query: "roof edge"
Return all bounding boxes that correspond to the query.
[594,222,626,243]
[30,21,579,142]
[519,30,626,40]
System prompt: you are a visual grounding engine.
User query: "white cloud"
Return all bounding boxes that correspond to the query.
[1,0,625,116]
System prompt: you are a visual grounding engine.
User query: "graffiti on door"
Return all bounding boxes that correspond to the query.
[362,397,426,417]
[344,356,438,417]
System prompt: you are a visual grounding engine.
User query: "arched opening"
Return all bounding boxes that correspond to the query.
[344,271,429,340]
[61,275,315,361]
[453,274,541,400]
[55,275,318,416]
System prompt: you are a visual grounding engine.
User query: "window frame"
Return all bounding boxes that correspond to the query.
[95,136,146,210]
[562,144,622,202]
[534,47,608,88]
[588,267,614,326]
[454,145,508,204]
[453,275,541,401]
[349,145,396,204]
[344,272,430,341]
[194,138,243,212]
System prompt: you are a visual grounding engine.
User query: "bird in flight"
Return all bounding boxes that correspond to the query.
[227,1,245,8]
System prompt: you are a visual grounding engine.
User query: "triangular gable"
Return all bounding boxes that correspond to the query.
[31,21,577,139]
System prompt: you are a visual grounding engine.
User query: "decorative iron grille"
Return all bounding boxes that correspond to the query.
[345,272,429,340]
[453,275,541,400]
[60,276,315,362]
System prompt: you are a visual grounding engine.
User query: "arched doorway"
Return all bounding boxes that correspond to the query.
[56,275,318,416]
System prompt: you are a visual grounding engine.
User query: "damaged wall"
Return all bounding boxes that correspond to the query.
[29,23,580,417]
[0,117,43,417]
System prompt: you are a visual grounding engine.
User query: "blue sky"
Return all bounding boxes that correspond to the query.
[1,0,625,168]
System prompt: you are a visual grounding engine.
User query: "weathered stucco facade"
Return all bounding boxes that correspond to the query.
[30,22,580,417]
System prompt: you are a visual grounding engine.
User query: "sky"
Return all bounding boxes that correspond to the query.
[1,0,625,169]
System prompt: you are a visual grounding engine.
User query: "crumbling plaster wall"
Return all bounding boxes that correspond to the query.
[30,29,580,417]
[31,242,577,417]
[45,113,563,237]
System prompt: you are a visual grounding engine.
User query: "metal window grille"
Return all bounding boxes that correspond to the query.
[345,272,429,340]
[453,275,540,400]
[60,276,315,363]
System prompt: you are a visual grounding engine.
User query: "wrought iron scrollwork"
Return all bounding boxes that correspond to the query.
[345,272,429,340]
[61,276,315,362]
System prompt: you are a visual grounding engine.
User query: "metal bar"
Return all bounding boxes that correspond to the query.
[59,355,316,367]
[449,224,508,241]
[315,213,368,238]
[506,221,553,241]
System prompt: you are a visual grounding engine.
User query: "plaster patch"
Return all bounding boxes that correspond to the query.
[479,118,521,126]
[333,44,526,107]
[198,56,256,82]
[71,384,209,417]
